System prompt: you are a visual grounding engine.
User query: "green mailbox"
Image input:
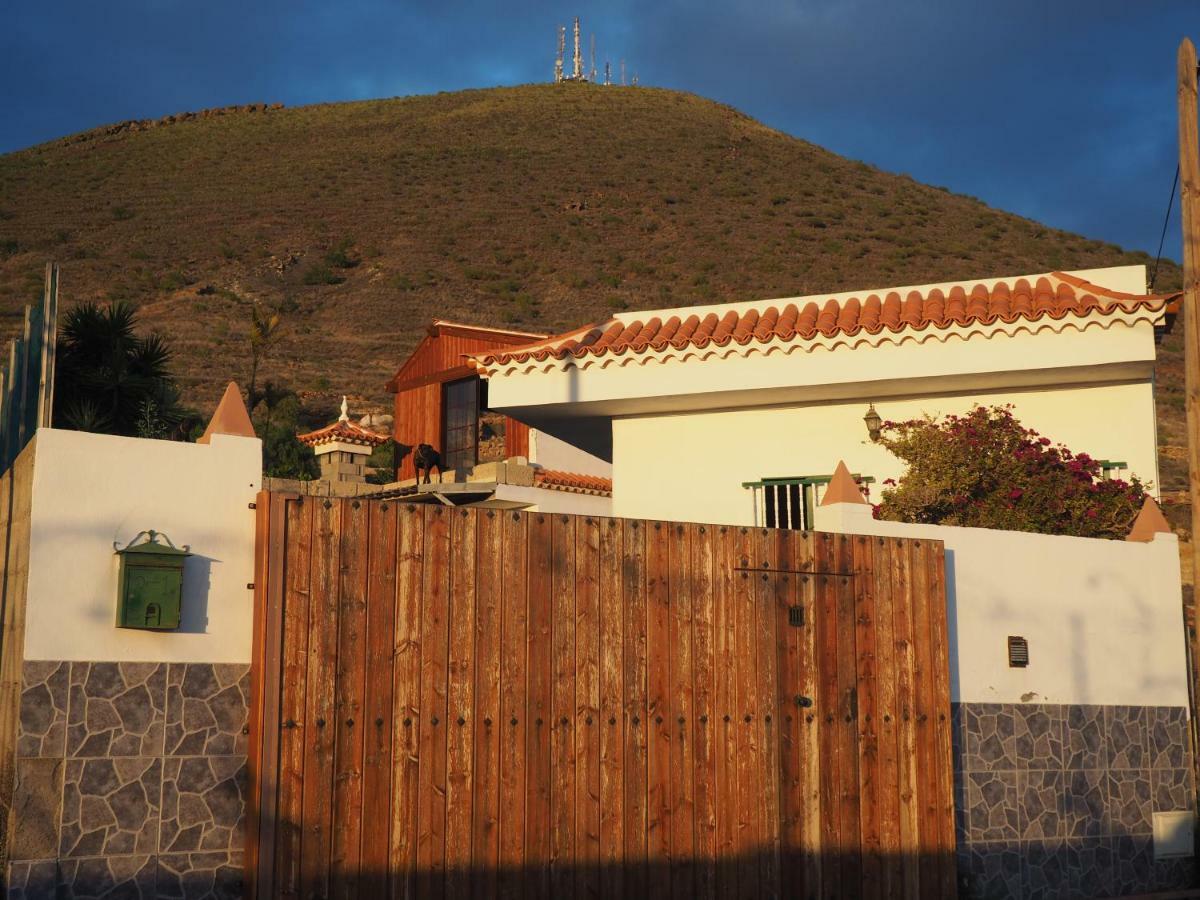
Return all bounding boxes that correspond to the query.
[114,531,191,630]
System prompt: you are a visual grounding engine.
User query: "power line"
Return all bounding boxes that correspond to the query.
[1150,164,1180,293]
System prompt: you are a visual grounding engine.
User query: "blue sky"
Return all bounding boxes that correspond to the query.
[1,1,1195,261]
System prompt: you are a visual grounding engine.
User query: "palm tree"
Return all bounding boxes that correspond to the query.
[53,301,183,436]
[247,301,281,412]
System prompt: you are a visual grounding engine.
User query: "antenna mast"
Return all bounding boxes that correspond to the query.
[590,34,596,82]
[604,61,611,86]
[554,25,565,82]
[620,59,626,86]
[572,17,583,80]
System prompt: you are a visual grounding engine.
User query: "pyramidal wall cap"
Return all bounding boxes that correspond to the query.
[819,460,867,506]
[1126,496,1172,542]
[197,381,256,445]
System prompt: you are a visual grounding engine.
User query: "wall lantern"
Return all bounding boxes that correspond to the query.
[114,530,191,631]
[863,404,883,442]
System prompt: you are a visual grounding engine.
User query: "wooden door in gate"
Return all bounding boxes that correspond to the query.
[246,496,958,900]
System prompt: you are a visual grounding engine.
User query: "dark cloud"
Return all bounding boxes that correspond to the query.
[1,0,1194,258]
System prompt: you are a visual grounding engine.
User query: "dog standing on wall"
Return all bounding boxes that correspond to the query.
[413,443,443,484]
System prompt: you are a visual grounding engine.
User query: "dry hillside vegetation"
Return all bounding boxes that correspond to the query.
[0,84,1186,498]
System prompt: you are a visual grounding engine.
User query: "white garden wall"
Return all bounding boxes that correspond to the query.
[22,428,261,663]
[815,501,1189,709]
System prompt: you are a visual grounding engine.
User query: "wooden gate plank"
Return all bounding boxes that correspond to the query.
[300,497,343,900]
[575,516,602,899]
[814,532,842,900]
[690,523,717,900]
[668,523,695,899]
[713,526,738,899]
[598,517,625,897]
[446,509,478,899]
[871,538,902,900]
[834,535,862,900]
[853,536,882,900]
[622,519,649,898]
[755,527,781,900]
[417,505,452,897]
[550,514,578,897]
[274,497,313,899]
[646,521,673,898]
[731,526,759,900]
[472,509,504,899]
[332,498,370,899]
[928,545,957,899]
[775,529,803,897]
[361,500,398,900]
[910,539,939,898]
[890,539,920,900]
[796,534,822,900]
[391,504,425,900]
[525,512,554,898]
[498,511,529,900]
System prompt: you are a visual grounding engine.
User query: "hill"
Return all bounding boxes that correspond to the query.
[0,84,1185,493]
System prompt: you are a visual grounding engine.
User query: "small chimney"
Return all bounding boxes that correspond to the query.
[296,396,389,485]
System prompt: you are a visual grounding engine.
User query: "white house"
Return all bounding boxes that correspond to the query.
[470,265,1178,528]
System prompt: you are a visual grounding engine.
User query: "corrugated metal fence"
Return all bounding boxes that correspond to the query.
[247,496,957,899]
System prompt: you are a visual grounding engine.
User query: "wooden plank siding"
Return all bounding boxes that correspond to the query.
[247,500,957,899]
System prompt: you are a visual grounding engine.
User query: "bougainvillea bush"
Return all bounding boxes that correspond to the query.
[874,404,1146,539]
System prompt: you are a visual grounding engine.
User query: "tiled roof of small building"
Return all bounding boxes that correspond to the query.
[469,271,1179,372]
[297,418,390,448]
[534,469,613,496]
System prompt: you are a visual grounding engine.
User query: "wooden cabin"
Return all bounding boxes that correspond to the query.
[385,321,547,481]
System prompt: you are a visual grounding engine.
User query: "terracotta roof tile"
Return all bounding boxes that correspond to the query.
[297,418,390,448]
[534,469,613,496]
[470,271,1179,371]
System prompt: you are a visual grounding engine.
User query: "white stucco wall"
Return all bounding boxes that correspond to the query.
[528,430,612,479]
[611,380,1159,525]
[816,502,1189,708]
[23,428,261,663]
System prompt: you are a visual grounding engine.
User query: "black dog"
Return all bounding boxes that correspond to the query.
[413,443,443,484]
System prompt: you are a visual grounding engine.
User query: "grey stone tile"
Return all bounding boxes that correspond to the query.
[966,770,1019,842]
[165,664,250,757]
[18,660,68,758]
[60,757,161,858]
[1151,767,1193,812]
[160,756,247,853]
[956,840,1021,900]
[56,854,156,899]
[1021,836,1067,900]
[1107,769,1152,836]
[67,663,165,758]
[156,850,245,900]
[1148,706,1189,771]
[1112,834,1153,896]
[1104,706,1149,770]
[10,757,63,861]
[1018,770,1063,841]
[6,858,56,900]
[1014,704,1062,770]
[1063,768,1108,839]
[1059,838,1115,899]
[1062,705,1105,771]
[962,703,1017,772]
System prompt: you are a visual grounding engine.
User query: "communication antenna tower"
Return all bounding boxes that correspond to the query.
[620,59,626,86]
[554,25,565,83]
[590,34,596,82]
[631,72,639,86]
[604,61,611,85]
[572,17,583,80]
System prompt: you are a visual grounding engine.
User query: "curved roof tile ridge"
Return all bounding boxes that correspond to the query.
[467,271,1180,371]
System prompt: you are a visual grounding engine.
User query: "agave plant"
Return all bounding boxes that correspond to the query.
[53,301,184,437]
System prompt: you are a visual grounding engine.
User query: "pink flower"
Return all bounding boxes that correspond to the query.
[1008,489,1023,500]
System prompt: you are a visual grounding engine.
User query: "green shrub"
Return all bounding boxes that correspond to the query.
[302,264,344,285]
[875,405,1146,539]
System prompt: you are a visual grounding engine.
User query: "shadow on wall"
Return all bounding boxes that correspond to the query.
[244,849,962,900]
[179,553,215,634]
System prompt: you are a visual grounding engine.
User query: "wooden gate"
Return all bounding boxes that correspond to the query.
[246,494,956,899]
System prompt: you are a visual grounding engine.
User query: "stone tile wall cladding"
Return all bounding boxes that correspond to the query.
[954,701,1197,900]
[8,661,249,899]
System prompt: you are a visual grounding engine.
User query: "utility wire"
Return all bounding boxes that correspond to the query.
[1149,164,1180,293]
